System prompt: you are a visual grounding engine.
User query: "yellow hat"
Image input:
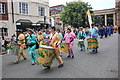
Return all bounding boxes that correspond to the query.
[39,31,42,33]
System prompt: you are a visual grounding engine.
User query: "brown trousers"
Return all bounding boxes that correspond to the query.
[16,45,27,62]
[53,46,63,65]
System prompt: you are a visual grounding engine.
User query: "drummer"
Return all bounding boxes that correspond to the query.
[47,26,64,69]
[77,27,86,51]
[15,31,27,64]
[89,24,99,53]
[27,28,38,65]
[37,31,44,45]
[64,28,76,58]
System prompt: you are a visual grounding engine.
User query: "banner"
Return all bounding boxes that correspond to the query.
[87,9,92,28]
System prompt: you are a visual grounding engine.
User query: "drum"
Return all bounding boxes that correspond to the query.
[77,40,84,47]
[36,45,55,67]
[87,38,98,49]
[59,43,69,53]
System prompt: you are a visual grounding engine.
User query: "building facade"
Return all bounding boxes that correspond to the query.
[0,0,8,37]
[116,0,120,26]
[94,8,116,26]
[50,5,64,28]
[0,0,49,37]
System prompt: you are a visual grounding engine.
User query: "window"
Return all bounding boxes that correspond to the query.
[38,6,45,16]
[0,3,5,14]
[19,2,28,14]
[0,28,7,37]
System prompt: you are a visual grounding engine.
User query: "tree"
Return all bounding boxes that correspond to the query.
[60,0,94,28]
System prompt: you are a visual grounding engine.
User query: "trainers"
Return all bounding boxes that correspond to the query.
[67,55,71,58]
[24,58,27,60]
[72,56,74,58]
[58,64,64,68]
[14,61,19,64]
[44,66,51,70]
[32,62,36,65]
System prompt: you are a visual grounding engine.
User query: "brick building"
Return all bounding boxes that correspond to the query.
[50,5,64,28]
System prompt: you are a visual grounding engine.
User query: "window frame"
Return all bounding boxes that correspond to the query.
[38,6,45,16]
[19,2,28,14]
[0,3,6,14]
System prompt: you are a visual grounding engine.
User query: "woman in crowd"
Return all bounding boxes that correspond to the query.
[47,26,64,69]
[45,30,50,45]
[15,31,27,63]
[89,24,99,53]
[64,28,76,58]
[57,28,64,56]
[77,27,86,51]
[27,28,38,65]
[37,31,44,45]
[98,26,104,39]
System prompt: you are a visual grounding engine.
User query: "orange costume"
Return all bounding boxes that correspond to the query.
[37,34,44,45]
[50,32,63,65]
[16,33,27,62]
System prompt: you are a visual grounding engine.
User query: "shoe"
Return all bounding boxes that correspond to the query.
[44,66,51,70]
[95,50,98,53]
[14,61,19,64]
[72,56,74,58]
[58,64,64,68]
[32,62,36,65]
[24,58,27,60]
[67,55,71,58]
[92,50,95,52]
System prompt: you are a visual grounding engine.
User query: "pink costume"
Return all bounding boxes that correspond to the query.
[64,32,76,56]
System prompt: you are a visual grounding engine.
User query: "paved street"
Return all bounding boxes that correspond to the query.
[2,33,118,78]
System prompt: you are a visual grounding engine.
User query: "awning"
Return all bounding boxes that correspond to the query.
[16,19,32,25]
[37,21,49,24]
[16,19,32,23]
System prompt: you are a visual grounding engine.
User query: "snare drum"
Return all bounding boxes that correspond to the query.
[77,40,84,47]
[87,38,98,49]
[59,43,69,53]
[36,45,54,67]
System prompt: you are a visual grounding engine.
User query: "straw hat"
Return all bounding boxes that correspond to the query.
[38,31,42,34]
[26,28,35,33]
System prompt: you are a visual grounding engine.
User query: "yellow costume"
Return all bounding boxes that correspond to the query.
[50,32,63,65]
[37,34,44,45]
[37,31,44,45]
[16,33,27,62]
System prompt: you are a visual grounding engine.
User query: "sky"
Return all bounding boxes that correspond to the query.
[49,0,115,10]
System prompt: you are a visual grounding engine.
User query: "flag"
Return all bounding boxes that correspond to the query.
[87,9,92,27]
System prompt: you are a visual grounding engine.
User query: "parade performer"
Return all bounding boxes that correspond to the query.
[27,28,38,65]
[45,30,50,45]
[89,24,99,53]
[46,27,64,69]
[64,28,76,58]
[104,26,108,38]
[37,31,44,45]
[77,27,86,51]
[57,29,64,56]
[98,26,104,39]
[15,31,27,64]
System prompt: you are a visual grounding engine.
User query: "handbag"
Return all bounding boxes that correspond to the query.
[35,42,39,49]
[29,34,39,49]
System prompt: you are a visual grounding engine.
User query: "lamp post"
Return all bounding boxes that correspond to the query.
[44,16,46,29]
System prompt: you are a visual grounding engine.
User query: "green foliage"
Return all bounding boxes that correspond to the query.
[60,0,93,28]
